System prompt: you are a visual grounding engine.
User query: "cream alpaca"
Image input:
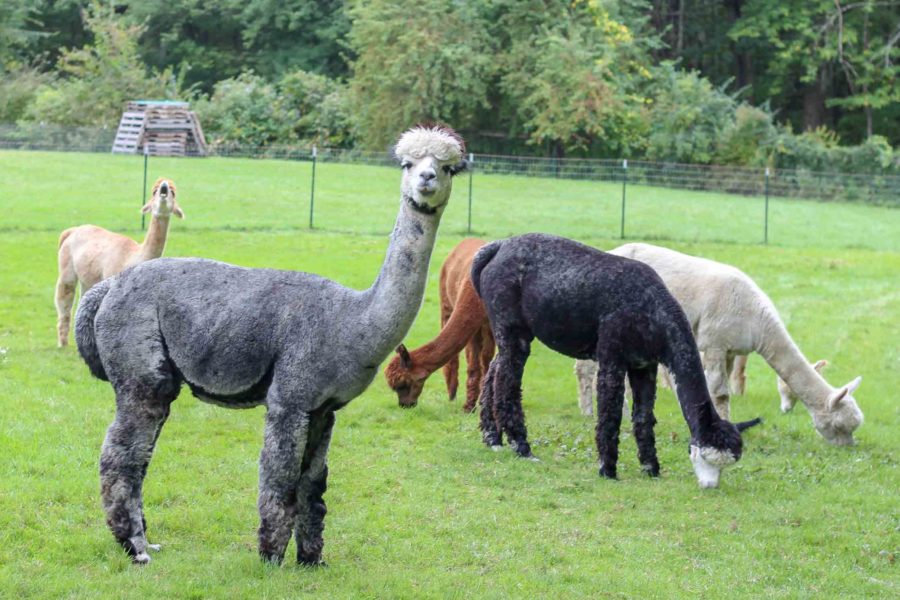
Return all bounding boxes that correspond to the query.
[55,178,183,347]
[575,243,863,446]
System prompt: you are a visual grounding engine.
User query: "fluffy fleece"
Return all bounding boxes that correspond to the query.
[75,126,465,565]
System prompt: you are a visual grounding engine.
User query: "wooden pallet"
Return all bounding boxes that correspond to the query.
[111,102,207,156]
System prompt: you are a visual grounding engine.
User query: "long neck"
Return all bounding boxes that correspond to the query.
[359,200,441,363]
[137,214,171,261]
[662,306,722,438]
[754,308,832,411]
[409,280,486,373]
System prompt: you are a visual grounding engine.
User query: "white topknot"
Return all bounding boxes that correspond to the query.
[394,125,465,163]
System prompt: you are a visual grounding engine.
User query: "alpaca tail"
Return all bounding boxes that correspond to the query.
[470,240,502,298]
[735,417,762,432]
[58,228,74,249]
[75,278,112,381]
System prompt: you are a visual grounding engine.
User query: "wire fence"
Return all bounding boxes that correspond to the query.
[2,124,898,250]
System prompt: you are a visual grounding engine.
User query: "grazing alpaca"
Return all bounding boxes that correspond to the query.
[75,125,466,565]
[384,238,494,411]
[55,178,183,347]
[574,243,863,445]
[471,233,747,488]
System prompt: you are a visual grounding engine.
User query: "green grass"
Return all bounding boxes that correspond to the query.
[0,151,897,598]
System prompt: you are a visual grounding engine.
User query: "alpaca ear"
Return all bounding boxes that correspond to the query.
[813,359,828,373]
[396,344,413,369]
[141,202,152,214]
[173,202,185,219]
[829,377,860,410]
[448,160,468,176]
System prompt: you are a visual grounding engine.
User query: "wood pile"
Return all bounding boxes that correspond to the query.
[111,101,208,156]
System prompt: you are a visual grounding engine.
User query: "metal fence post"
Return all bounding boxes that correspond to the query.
[764,167,769,244]
[141,146,149,231]
[309,146,317,229]
[620,159,628,239]
[467,152,474,234]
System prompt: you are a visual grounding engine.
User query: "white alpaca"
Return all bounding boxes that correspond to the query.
[575,243,863,446]
[55,178,183,347]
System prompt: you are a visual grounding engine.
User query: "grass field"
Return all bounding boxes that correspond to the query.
[0,150,897,598]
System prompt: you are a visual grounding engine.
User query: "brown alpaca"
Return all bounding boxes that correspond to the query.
[385,238,494,411]
[55,178,183,347]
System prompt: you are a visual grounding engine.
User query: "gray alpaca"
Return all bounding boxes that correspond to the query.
[75,125,467,565]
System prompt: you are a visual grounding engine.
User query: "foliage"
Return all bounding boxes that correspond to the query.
[23,4,181,128]
[496,0,652,157]
[770,127,898,174]
[347,0,495,150]
[279,69,354,148]
[193,72,298,148]
[0,65,49,122]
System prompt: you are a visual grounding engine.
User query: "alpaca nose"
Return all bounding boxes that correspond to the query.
[160,182,169,196]
[420,169,436,182]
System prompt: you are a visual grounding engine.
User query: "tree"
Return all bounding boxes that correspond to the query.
[347,0,495,149]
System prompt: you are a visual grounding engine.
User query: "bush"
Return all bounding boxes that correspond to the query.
[193,72,298,149]
[0,65,48,122]
[278,70,354,148]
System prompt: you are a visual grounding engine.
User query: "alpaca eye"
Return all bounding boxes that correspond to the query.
[442,165,452,174]
[401,162,412,170]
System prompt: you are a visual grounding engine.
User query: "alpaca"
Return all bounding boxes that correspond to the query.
[74,125,467,565]
[55,178,183,347]
[574,243,863,445]
[471,233,747,488]
[384,238,494,412]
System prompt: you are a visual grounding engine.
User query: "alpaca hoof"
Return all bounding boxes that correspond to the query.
[463,403,476,413]
[511,440,533,458]
[483,432,502,448]
[641,463,660,477]
[599,464,617,480]
[132,552,151,565]
[298,556,326,568]
[260,551,285,565]
[490,445,503,452]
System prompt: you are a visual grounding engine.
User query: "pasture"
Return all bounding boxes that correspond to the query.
[0,150,897,598]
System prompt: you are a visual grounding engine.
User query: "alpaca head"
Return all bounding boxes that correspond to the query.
[395,125,467,216]
[689,420,743,489]
[142,178,184,219]
[811,376,863,446]
[384,344,427,408]
[778,359,827,412]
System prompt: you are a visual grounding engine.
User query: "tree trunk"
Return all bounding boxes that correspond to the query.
[802,70,827,131]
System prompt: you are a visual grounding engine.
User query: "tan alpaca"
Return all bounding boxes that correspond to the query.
[55,178,183,347]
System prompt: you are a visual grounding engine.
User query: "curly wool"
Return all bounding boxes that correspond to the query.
[394,125,465,163]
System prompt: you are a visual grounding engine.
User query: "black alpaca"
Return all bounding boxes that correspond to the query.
[471,233,750,487]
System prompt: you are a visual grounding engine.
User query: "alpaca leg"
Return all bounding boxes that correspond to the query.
[55,254,77,347]
[463,336,482,413]
[574,359,597,416]
[294,410,335,566]
[628,365,659,477]
[440,302,459,401]
[491,334,533,458]
[478,359,502,448]
[468,329,495,413]
[704,349,731,420]
[100,388,173,563]
[258,403,310,564]
[594,349,627,479]
[730,354,747,396]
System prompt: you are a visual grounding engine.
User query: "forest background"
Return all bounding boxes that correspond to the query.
[1,0,898,173]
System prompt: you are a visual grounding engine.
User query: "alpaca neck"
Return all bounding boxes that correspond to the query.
[664,314,721,438]
[410,283,485,373]
[359,200,441,363]
[137,215,171,261]
[755,310,832,411]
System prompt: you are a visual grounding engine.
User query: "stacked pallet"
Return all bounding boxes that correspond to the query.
[111,101,208,156]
